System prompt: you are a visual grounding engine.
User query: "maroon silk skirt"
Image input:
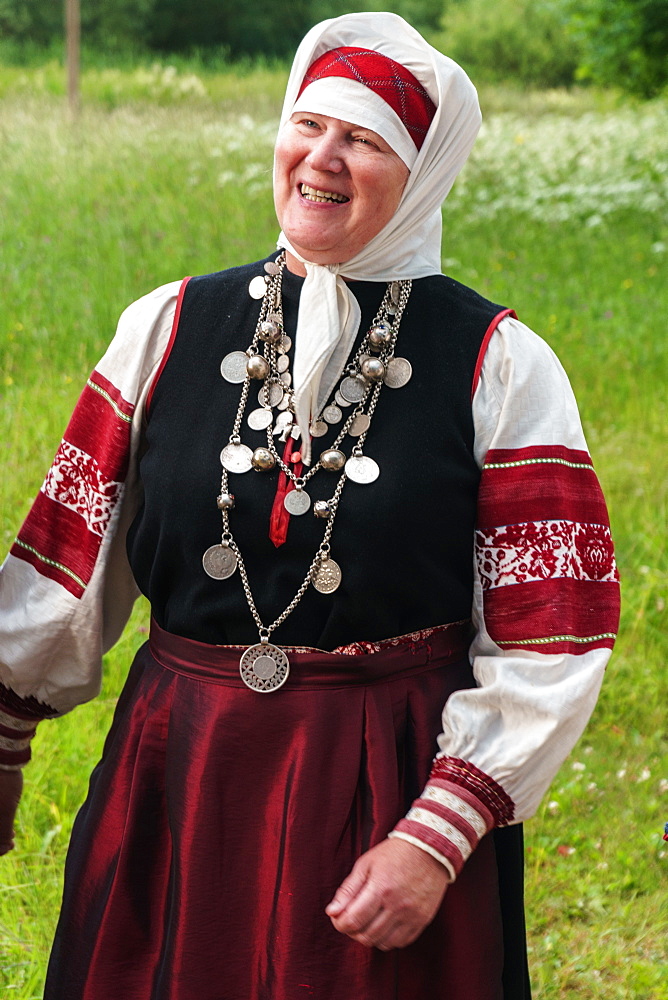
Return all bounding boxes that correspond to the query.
[45,619,513,1000]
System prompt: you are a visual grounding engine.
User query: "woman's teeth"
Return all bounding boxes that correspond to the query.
[300,184,349,203]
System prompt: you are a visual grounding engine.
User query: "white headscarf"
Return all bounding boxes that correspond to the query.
[274,12,481,462]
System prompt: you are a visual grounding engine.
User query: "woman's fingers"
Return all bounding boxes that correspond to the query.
[0,770,23,856]
[325,856,369,916]
[326,836,450,949]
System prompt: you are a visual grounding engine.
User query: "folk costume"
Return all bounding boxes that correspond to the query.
[0,14,619,1000]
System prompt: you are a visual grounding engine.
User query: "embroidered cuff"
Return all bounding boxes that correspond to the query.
[389,757,515,882]
[0,685,58,769]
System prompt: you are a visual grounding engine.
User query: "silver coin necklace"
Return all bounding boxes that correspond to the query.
[206,254,412,691]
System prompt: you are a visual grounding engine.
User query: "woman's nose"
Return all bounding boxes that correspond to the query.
[305,136,344,173]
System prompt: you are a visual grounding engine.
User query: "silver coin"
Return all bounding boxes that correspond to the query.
[240,642,290,692]
[280,371,292,386]
[310,420,328,438]
[220,442,253,473]
[277,393,290,410]
[247,407,273,431]
[277,354,290,373]
[390,280,401,305]
[278,335,292,354]
[345,454,380,484]
[348,413,371,437]
[264,261,280,275]
[249,275,268,300]
[258,382,284,408]
[312,557,342,594]
[284,489,311,515]
[340,376,367,404]
[220,351,249,384]
[323,404,342,424]
[384,357,412,388]
[335,390,352,408]
[202,544,238,580]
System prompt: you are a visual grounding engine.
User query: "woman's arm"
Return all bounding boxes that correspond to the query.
[330,316,620,945]
[0,282,181,844]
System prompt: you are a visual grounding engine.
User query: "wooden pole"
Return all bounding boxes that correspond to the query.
[65,0,80,118]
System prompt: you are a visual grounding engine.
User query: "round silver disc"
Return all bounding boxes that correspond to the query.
[280,371,292,386]
[249,275,268,300]
[278,335,292,354]
[264,261,280,276]
[277,354,290,373]
[247,407,273,431]
[384,357,412,388]
[390,280,401,305]
[258,383,284,408]
[221,351,249,384]
[345,454,380,484]
[240,642,290,692]
[277,393,290,410]
[221,442,253,473]
[202,544,238,580]
[312,557,342,594]
[340,376,367,404]
[348,413,371,437]
[284,489,311,515]
[335,390,352,408]
[323,404,342,424]
[310,420,328,438]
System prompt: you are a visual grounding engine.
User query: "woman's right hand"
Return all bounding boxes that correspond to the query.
[0,769,23,854]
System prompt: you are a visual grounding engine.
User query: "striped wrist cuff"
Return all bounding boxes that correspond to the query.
[0,707,38,768]
[390,759,515,882]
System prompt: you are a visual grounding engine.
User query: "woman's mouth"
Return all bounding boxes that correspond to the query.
[300,184,350,204]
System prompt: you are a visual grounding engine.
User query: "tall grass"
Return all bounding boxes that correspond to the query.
[0,72,667,998]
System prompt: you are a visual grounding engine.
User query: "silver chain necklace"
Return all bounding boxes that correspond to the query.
[203,254,413,691]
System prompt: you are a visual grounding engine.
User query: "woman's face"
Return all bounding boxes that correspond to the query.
[274,112,410,271]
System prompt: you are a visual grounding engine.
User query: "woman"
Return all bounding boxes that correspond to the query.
[0,12,619,1000]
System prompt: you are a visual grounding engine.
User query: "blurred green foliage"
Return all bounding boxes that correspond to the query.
[0,0,666,95]
[435,0,580,88]
[567,0,668,98]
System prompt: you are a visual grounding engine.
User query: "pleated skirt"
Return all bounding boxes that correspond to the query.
[45,619,530,1000]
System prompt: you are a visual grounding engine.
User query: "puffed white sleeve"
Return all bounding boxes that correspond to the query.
[0,280,183,764]
[390,316,620,881]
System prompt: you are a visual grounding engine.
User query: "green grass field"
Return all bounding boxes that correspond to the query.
[0,63,667,998]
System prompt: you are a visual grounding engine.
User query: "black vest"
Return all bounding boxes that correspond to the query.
[127,256,505,648]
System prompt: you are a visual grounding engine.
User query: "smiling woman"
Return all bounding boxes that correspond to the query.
[274,112,409,266]
[0,11,619,1000]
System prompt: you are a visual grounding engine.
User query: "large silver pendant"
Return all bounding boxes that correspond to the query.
[312,556,342,594]
[202,543,238,580]
[221,351,249,384]
[345,454,380,484]
[284,488,311,515]
[384,357,412,388]
[240,642,290,692]
[221,442,253,473]
[249,275,268,299]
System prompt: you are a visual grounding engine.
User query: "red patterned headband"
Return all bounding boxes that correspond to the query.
[297,46,436,151]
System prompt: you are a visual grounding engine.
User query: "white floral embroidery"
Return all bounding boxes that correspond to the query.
[476,519,617,591]
[41,441,123,536]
